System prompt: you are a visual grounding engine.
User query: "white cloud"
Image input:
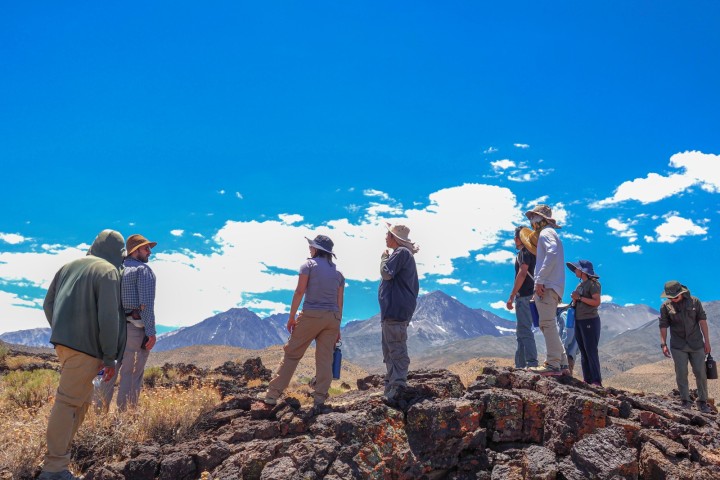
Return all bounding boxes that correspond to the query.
[170,229,184,237]
[653,214,708,243]
[474,250,515,264]
[235,192,244,199]
[601,294,613,303]
[526,196,548,208]
[218,189,226,195]
[514,143,530,149]
[583,229,594,235]
[363,189,390,200]
[562,233,588,242]
[279,214,304,225]
[436,278,460,285]
[463,285,480,294]
[592,151,720,208]
[0,183,525,334]
[507,168,553,183]
[644,235,655,243]
[0,233,28,244]
[484,147,498,154]
[490,300,508,310]
[624,303,635,307]
[192,233,204,238]
[491,159,516,171]
[621,244,641,254]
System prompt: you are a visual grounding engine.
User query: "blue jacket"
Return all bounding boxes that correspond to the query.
[378,247,419,322]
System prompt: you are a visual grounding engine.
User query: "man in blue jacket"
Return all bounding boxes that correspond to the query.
[41,230,126,480]
[379,223,419,405]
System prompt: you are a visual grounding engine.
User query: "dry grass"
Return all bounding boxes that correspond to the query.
[0,372,222,479]
[3,354,49,370]
[447,357,516,386]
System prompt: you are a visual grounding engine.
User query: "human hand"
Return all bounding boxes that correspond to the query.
[705,342,712,355]
[506,299,514,310]
[662,344,671,358]
[145,335,157,350]
[535,284,545,297]
[287,316,297,334]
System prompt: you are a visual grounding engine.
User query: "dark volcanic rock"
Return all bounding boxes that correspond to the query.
[81,365,720,480]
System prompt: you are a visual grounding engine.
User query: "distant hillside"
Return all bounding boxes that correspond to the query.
[0,327,51,348]
[154,308,289,352]
[342,290,505,368]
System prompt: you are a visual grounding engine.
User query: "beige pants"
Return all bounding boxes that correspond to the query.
[117,324,150,411]
[534,289,568,368]
[44,345,102,473]
[266,309,340,404]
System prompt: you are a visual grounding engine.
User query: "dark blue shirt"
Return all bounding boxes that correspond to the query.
[378,247,419,322]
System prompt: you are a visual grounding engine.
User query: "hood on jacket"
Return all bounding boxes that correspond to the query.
[88,230,126,269]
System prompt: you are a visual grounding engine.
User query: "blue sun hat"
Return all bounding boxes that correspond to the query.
[305,235,336,258]
[566,259,599,279]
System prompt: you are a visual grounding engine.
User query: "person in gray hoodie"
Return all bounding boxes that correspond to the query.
[40,230,126,480]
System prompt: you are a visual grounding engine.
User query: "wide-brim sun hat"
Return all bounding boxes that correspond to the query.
[126,234,157,255]
[660,280,688,299]
[305,235,336,257]
[566,259,599,279]
[385,223,413,243]
[524,204,561,229]
[518,227,538,256]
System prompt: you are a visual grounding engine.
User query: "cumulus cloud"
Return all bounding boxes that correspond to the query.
[235,192,244,199]
[0,233,28,244]
[514,143,530,149]
[484,147,498,154]
[652,214,708,243]
[607,218,637,239]
[475,250,514,264]
[592,151,720,208]
[562,233,588,242]
[0,183,525,333]
[436,278,460,285]
[218,189,226,195]
[490,300,508,310]
[279,214,304,225]
[170,229,184,237]
[363,189,390,200]
[491,159,516,171]
[601,294,613,303]
[621,244,641,254]
[507,168,553,183]
[463,285,480,294]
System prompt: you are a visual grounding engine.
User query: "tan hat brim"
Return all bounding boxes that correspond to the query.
[518,227,538,256]
[128,241,157,255]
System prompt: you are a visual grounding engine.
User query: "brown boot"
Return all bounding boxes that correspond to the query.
[567,356,575,375]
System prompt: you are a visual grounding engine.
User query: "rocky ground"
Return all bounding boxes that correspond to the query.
[75,359,720,480]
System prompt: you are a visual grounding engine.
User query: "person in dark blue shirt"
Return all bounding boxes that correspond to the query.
[379,223,419,405]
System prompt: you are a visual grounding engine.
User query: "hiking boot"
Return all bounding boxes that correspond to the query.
[697,401,713,414]
[383,384,407,408]
[256,393,277,405]
[529,363,562,376]
[560,365,571,376]
[38,470,80,480]
[680,400,692,410]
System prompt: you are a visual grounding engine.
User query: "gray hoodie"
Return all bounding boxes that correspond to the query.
[44,230,127,366]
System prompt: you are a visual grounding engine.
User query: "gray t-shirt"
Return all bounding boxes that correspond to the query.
[300,257,344,312]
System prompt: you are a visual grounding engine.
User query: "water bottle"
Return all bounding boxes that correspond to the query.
[565,307,575,329]
[707,354,718,380]
[332,342,342,380]
[93,369,104,388]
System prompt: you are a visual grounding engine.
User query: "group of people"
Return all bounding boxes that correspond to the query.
[507,205,713,414]
[40,231,158,480]
[38,204,713,478]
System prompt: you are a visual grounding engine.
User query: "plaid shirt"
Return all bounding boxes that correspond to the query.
[122,257,157,337]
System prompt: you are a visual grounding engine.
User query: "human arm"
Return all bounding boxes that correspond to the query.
[337,278,345,341]
[660,327,671,358]
[699,319,711,354]
[287,274,309,333]
[507,263,530,310]
[43,270,60,326]
[380,251,392,280]
[533,231,557,296]
[137,266,157,338]
[576,293,601,308]
[98,268,122,367]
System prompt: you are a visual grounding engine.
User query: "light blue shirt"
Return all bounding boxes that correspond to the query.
[535,226,565,298]
[300,257,344,312]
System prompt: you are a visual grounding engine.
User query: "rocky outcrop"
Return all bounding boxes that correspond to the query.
[83,365,720,480]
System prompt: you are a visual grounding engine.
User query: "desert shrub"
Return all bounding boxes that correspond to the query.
[246,378,263,388]
[143,366,164,387]
[0,343,9,364]
[4,354,46,370]
[0,401,52,479]
[0,369,59,409]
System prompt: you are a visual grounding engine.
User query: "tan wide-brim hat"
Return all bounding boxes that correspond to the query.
[518,227,538,256]
[385,223,413,243]
[524,204,561,229]
[126,234,157,255]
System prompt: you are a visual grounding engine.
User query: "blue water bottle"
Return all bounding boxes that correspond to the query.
[332,342,342,379]
[566,307,575,329]
[529,301,539,328]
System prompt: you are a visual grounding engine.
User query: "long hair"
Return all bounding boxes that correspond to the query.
[312,249,334,265]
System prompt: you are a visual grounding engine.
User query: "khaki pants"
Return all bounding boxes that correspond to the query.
[534,289,567,369]
[266,310,340,404]
[117,324,149,411]
[381,319,410,388]
[671,346,708,402]
[43,345,102,473]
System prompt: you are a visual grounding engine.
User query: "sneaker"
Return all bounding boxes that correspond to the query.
[38,471,80,480]
[681,400,692,410]
[697,401,713,414]
[256,393,277,405]
[529,363,562,376]
[560,365,571,376]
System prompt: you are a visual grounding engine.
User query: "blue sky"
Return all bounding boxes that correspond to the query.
[1,2,719,334]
